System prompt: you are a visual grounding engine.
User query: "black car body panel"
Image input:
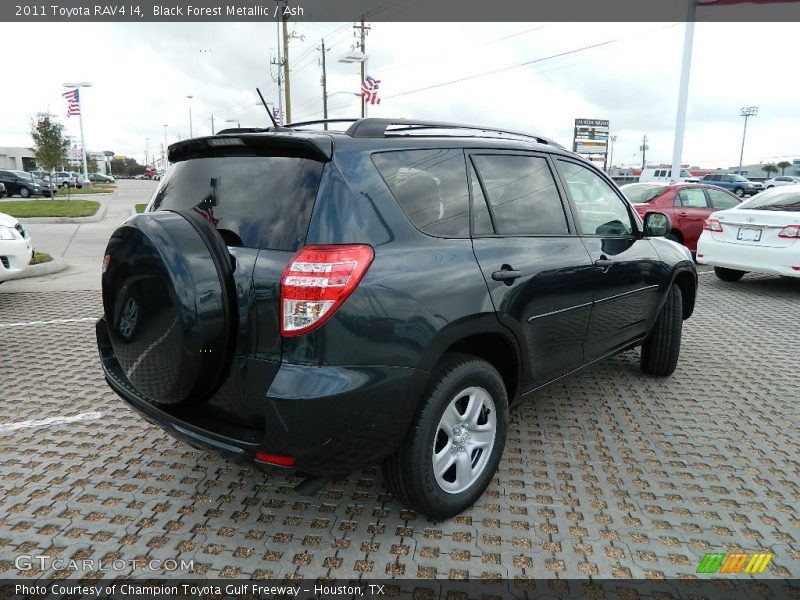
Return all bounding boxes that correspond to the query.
[97,118,697,480]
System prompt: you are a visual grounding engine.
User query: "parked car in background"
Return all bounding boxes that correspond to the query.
[621,182,741,254]
[0,170,42,198]
[51,171,78,188]
[763,175,800,189]
[0,211,33,283]
[700,173,763,197]
[89,172,115,183]
[70,172,85,188]
[97,117,698,518]
[639,167,699,184]
[32,175,57,197]
[697,184,800,281]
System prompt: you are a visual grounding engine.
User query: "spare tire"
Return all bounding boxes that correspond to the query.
[101,210,236,406]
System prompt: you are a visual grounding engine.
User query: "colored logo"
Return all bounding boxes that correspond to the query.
[696,552,773,574]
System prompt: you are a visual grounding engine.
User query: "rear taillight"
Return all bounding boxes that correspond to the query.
[255,452,296,466]
[280,244,374,337]
[778,225,800,239]
[703,218,723,232]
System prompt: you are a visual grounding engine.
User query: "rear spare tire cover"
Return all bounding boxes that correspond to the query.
[101,210,236,405]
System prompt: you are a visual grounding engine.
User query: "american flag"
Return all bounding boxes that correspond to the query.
[273,106,283,126]
[62,89,80,117]
[361,75,381,105]
[192,198,219,226]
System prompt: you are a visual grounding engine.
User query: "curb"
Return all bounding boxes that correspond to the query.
[7,256,68,281]
[18,204,108,224]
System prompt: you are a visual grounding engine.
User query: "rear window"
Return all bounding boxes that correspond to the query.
[621,184,667,204]
[372,149,469,237]
[738,189,800,212]
[149,156,323,250]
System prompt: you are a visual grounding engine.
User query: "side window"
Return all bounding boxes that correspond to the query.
[556,160,634,236]
[372,149,469,237]
[710,175,722,182]
[677,188,709,208]
[470,154,568,235]
[706,188,738,209]
[469,162,494,235]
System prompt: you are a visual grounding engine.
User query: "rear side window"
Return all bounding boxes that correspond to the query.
[372,149,469,237]
[677,188,708,208]
[149,156,323,251]
[471,154,568,235]
[706,188,738,209]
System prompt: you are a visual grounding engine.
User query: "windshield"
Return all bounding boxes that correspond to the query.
[621,184,668,204]
[732,175,748,182]
[680,170,691,177]
[12,171,34,180]
[738,189,800,212]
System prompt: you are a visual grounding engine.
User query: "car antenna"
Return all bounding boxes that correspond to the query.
[256,87,279,128]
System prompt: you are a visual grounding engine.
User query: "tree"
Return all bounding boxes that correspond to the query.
[109,157,146,177]
[777,161,791,175]
[762,163,778,179]
[86,156,98,173]
[30,116,68,177]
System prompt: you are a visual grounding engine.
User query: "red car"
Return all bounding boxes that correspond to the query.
[621,182,741,254]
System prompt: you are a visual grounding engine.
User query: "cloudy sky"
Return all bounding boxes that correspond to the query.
[3,16,798,170]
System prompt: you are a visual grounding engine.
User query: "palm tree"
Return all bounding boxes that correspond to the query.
[763,163,779,179]
[777,161,791,175]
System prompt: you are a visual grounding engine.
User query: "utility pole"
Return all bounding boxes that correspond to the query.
[211,113,215,135]
[282,9,292,123]
[640,134,649,171]
[354,17,371,118]
[272,5,284,124]
[145,137,149,168]
[320,38,328,129]
[738,106,758,173]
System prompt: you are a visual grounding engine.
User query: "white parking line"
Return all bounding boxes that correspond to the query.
[0,411,104,432]
[0,317,97,329]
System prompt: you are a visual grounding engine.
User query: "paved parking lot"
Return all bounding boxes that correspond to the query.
[1,273,798,585]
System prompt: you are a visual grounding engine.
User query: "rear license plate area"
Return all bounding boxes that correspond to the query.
[737,227,762,242]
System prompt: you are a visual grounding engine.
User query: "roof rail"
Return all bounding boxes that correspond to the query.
[344,118,564,149]
[285,118,359,129]
[215,127,290,135]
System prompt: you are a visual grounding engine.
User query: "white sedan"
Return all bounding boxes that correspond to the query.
[697,184,800,281]
[763,175,800,189]
[0,211,33,282]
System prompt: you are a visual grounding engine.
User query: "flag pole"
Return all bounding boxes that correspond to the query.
[670,0,696,184]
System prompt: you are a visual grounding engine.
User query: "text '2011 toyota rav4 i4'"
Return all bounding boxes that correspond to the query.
[97,118,697,519]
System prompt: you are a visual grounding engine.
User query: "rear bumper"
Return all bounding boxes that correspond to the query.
[97,317,427,476]
[697,237,800,278]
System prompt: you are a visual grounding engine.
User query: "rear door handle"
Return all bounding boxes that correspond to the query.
[594,258,614,269]
[491,267,521,282]
[678,212,689,217]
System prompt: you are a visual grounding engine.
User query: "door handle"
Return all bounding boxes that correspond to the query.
[678,212,689,217]
[491,267,521,283]
[594,257,614,270]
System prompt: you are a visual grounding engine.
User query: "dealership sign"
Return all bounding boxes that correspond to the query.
[573,118,609,161]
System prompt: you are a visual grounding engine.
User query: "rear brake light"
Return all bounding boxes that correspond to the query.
[255,452,296,466]
[280,244,374,336]
[703,218,723,232]
[778,225,800,239]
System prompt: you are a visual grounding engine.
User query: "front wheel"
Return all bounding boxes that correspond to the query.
[734,187,745,197]
[61,182,69,189]
[641,284,683,377]
[383,355,508,519]
[714,267,746,282]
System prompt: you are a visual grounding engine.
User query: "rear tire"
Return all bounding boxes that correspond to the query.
[714,267,746,282]
[640,284,682,377]
[383,354,508,519]
[20,187,30,198]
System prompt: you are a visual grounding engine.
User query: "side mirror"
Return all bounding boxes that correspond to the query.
[643,212,671,237]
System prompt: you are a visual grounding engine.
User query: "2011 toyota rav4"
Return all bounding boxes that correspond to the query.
[96,118,697,518]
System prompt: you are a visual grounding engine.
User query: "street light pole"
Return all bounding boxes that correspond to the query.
[608,135,617,173]
[225,119,241,128]
[187,95,194,137]
[738,106,758,173]
[163,124,168,171]
[62,81,92,187]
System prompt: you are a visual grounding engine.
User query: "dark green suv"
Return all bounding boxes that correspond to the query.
[97,118,697,518]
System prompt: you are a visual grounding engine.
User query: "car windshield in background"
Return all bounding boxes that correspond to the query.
[738,189,800,212]
[621,184,668,204]
[732,175,749,182]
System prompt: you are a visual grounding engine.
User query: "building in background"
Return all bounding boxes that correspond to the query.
[0,147,36,171]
